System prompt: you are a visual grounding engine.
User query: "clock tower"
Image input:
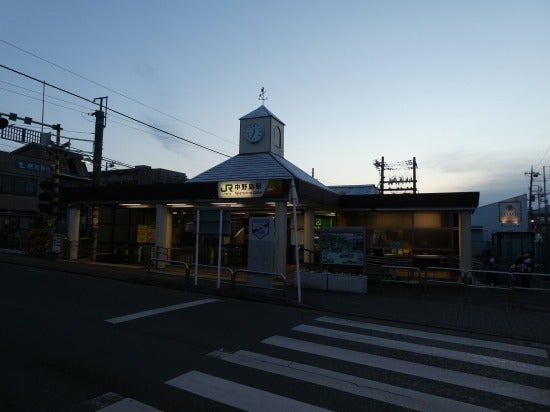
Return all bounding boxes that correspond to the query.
[239,105,285,156]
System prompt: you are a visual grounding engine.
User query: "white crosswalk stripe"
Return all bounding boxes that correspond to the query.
[292,324,550,377]
[262,335,550,407]
[166,370,332,412]
[209,349,493,412]
[164,316,550,411]
[316,315,548,359]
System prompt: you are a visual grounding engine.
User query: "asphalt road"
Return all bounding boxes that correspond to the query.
[2,261,550,411]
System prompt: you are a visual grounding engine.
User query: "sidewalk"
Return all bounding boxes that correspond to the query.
[2,252,550,345]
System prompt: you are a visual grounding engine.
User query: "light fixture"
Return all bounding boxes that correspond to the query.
[210,202,244,207]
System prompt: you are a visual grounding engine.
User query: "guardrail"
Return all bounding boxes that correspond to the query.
[424,266,465,286]
[381,265,422,285]
[375,264,550,307]
[148,258,191,284]
[192,264,235,288]
[147,257,286,294]
[233,269,287,295]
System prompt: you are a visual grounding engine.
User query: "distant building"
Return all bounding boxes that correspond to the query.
[471,194,533,266]
[102,165,187,186]
[0,143,186,251]
[0,143,90,249]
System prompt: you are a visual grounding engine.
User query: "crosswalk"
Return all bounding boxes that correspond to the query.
[101,315,550,411]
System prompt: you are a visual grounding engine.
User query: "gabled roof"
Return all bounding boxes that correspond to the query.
[188,152,324,188]
[186,152,338,205]
[239,105,285,125]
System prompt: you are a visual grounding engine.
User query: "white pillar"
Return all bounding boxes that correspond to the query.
[273,201,288,276]
[303,208,315,263]
[155,204,172,268]
[67,207,80,260]
[459,211,473,271]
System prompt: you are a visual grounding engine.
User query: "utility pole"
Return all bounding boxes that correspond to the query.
[374,156,417,194]
[525,166,540,231]
[544,166,548,226]
[90,97,107,262]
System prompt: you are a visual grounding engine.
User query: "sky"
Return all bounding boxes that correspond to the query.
[1,0,549,206]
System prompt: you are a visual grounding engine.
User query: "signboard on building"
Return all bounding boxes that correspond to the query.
[137,225,155,243]
[218,179,283,198]
[15,160,51,174]
[499,201,521,226]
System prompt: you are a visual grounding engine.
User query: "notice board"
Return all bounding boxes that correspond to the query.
[320,227,365,267]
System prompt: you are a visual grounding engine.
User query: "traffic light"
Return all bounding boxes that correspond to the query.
[38,179,54,214]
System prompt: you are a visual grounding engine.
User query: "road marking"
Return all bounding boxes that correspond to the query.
[88,392,160,411]
[263,335,550,407]
[210,349,494,412]
[294,324,550,377]
[165,370,332,411]
[96,397,161,411]
[105,299,221,324]
[316,316,548,359]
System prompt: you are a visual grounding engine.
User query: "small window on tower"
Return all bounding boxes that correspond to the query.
[274,126,281,147]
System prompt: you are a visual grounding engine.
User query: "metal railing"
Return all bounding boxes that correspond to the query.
[381,265,422,285]
[148,258,191,284]
[370,263,550,308]
[424,266,465,286]
[233,269,287,295]
[147,255,286,294]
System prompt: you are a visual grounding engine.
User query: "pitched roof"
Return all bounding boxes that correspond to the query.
[188,152,326,189]
[239,105,285,125]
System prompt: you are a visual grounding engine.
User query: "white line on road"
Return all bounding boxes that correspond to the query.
[209,349,494,412]
[263,335,550,407]
[316,316,548,359]
[105,299,221,324]
[96,397,161,411]
[294,324,550,378]
[165,370,332,412]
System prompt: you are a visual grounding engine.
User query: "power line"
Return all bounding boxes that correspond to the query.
[0,63,233,158]
[1,40,237,147]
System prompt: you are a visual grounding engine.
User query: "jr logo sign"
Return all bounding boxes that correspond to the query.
[219,183,233,193]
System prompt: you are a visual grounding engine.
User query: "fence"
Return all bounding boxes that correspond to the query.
[372,262,550,307]
[147,248,287,295]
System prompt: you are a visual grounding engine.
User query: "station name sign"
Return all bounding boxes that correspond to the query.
[218,179,283,198]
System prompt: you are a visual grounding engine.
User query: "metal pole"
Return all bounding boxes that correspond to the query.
[217,208,223,289]
[91,107,105,261]
[290,179,301,303]
[194,209,200,285]
[52,124,62,231]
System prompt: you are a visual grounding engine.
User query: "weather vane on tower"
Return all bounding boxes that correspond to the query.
[258,87,267,104]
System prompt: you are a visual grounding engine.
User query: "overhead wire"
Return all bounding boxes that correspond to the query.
[1,40,237,147]
[0,62,233,159]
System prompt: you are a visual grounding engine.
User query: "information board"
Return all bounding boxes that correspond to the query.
[320,227,365,266]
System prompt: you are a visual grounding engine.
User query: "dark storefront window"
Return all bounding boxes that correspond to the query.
[337,210,459,259]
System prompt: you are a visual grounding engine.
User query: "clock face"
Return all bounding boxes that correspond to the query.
[245,122,264,143]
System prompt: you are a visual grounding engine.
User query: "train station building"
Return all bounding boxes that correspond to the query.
[60,104,479,276]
